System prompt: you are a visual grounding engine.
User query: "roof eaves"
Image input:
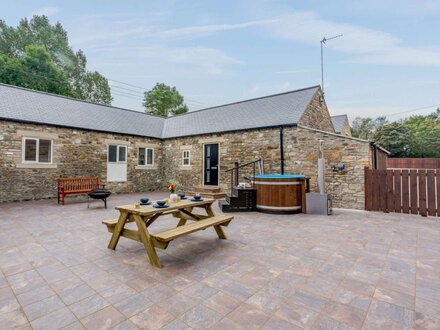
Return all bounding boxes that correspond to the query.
[0,117,162,139]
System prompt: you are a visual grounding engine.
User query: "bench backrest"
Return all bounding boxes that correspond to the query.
[58,177,100,192]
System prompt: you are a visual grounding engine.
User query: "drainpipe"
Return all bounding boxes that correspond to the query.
[279,126,284,175]
[372,143,378,170]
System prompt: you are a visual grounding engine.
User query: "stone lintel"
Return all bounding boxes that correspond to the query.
[16,130,59,140]
[16,163,57,169]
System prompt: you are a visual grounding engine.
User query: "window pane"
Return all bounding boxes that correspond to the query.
[39,139,51,163]
[139,148,145,165]
[146,149,153,165]
[118,146,126,162]
[24,139,37,161]
[183,150,190,165]
[108,145,117,162]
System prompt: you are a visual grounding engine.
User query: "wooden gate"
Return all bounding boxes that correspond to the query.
[365,167,440,217]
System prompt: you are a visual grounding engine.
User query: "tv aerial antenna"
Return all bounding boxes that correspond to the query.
[320,34,343,97]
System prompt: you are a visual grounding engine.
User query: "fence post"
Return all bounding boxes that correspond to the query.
[364,167,371,211]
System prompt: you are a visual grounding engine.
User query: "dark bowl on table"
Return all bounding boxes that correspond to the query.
[156,200,166,206]
[140,198,149,204]
[178,193,186,198]
[193,195,202,200]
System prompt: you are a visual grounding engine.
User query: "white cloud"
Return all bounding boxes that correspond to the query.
[267,11,440,67]
[91,45,243,75]
[158,18,278,38]
[70,16,277,46]
[32,6,60,16]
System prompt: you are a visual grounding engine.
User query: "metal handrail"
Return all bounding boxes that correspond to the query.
[224,158,263,196]
[224,158,262,172]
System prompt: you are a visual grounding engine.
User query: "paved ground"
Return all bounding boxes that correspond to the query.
[0,192,439,330]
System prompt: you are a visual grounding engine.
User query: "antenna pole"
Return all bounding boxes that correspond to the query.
[321,38,325,96]
[320,34,343,98]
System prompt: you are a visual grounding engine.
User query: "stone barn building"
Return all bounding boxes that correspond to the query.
[0,83,388,209]
[331,115,352,136]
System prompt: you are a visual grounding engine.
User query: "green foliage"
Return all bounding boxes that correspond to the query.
[0,15,112,105]
[402,111,440,157]
[354,110,440,158]
[351,116,388,140]
[373,122,411,157]
[143,83,188,117]
[0,45,72,96]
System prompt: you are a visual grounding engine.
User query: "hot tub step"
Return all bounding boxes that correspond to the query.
[219,187,257,212]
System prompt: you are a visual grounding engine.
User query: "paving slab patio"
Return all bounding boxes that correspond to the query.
[0,192,439,329]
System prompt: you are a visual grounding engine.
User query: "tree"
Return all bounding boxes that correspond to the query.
[403,113,440,158]
[373,122,411,157]
[143,83,188,117]
[353,110,440,158]
[351,116,388,140]
[0,45,72,96]
[0,15,112,105]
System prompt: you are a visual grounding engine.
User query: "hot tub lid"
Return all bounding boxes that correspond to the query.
[254,174,305,179]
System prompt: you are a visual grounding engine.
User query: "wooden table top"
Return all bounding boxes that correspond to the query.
[115,198,215,215]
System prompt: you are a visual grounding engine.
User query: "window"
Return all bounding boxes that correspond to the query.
[108,145,127,163]
[182,150,190,166]
[118,146,126,162]
[22,138,52,163]
[138,148,153,165]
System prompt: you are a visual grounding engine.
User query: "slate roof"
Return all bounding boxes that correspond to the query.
[162,86,319,138]
[0,83,165,138]
[331,115,349,133]
[0,83,320,139]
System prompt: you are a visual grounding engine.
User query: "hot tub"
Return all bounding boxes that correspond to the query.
[254,174,308,214]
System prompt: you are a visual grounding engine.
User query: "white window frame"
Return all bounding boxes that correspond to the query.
[138,147,154,166]
[182,150,191,166]
[108,145,127,164]
[22,137,53,164]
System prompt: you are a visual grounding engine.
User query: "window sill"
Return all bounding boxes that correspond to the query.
[179,165,193,170]
[135,165,158,170]
[16,163,57,169]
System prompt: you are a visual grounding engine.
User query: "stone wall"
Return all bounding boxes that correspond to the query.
[339,118,352,136]
[298,90,335,133]
[285,126,371,209]
[162,125,372,209]
[1,119,372,209]
[0,120,163,202]
[162,130,283,193]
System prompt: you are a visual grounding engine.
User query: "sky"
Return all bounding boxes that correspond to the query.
[1,0,440,121]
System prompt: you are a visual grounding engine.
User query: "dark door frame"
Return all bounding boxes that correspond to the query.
[203,143,219,186]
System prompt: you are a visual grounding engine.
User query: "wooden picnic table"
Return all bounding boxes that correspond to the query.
[103,199,233,268]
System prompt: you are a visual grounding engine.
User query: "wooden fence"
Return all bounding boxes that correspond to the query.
[365,167,440,217]
[387,158,440,169]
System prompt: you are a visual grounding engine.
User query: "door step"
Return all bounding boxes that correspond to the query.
[186,187,225,199]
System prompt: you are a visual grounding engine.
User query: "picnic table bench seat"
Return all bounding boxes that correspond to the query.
[103,214,232,241]
[152,215,232,242]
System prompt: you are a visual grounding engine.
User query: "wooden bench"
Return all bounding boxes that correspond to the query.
[103,214,233,251]
[102,218,122,232]
[58,177,105,205]
[153,215,233,242]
